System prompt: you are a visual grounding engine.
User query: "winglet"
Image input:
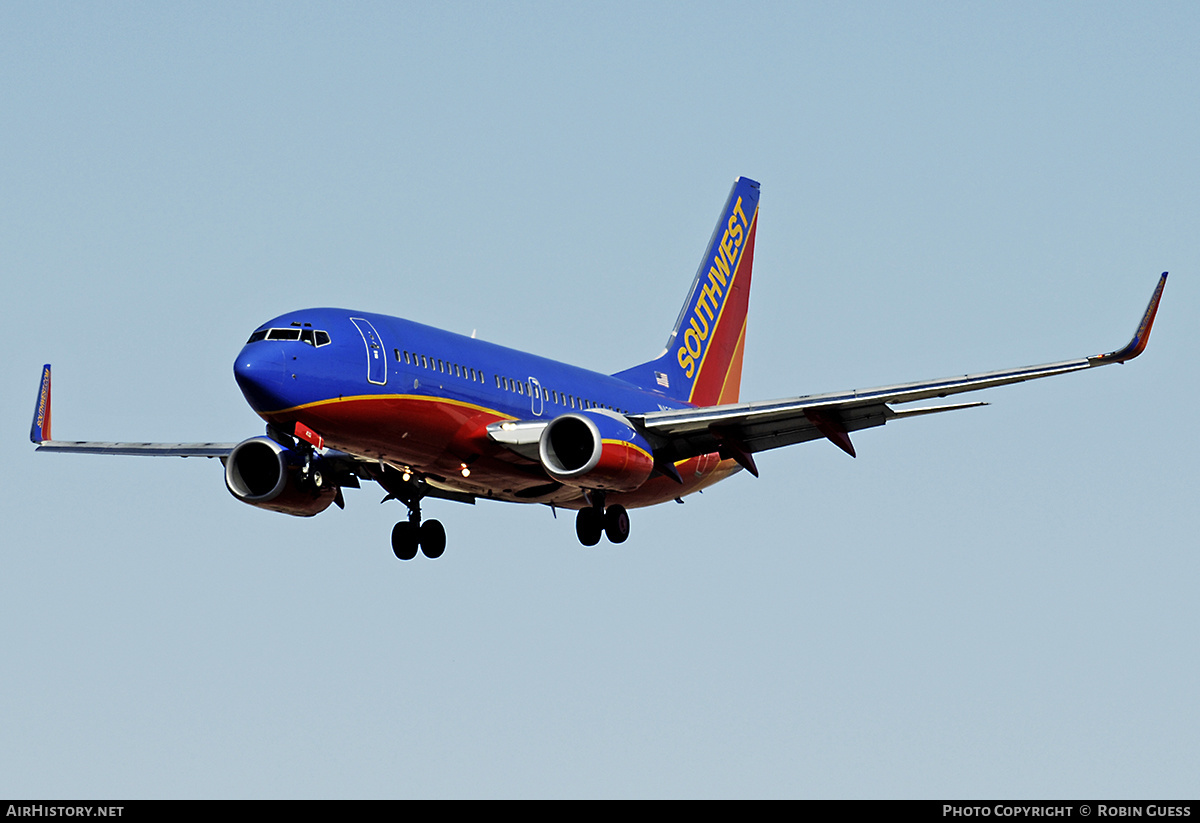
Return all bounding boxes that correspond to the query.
[1089,272,1168,365]
[31,364,52,444]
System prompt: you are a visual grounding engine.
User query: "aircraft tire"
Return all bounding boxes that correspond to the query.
[420,519,446,559]
[604,504,630,544]
[391,522,420,561]
[576,507,602,547]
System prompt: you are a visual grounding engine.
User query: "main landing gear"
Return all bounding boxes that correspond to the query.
[575,498,630,546]
[391,499,446,561]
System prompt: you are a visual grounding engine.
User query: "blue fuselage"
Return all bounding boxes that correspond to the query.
[233,308,733,508]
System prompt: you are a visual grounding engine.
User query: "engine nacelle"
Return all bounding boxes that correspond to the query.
[538,411,655,492]
[224,437,337,517]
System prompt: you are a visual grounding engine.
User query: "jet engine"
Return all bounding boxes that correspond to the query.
[538,411,655,492]
[224,436,337,517]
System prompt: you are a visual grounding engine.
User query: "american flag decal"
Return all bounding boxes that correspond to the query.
[655,371,669,388]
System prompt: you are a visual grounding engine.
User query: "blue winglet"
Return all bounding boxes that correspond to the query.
[31,364,52,444]
[1089,272,1168,364]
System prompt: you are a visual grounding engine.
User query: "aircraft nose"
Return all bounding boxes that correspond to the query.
[233,345,289,411]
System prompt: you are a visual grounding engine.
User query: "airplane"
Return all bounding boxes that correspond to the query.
[30,177,1168,561]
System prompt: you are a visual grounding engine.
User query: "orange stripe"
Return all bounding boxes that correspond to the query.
[716,316,748,405]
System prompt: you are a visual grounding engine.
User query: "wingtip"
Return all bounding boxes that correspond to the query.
[1089,272,1168,365]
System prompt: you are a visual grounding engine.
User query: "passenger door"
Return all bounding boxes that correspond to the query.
[529,376,544,417]
[349,317,387,386]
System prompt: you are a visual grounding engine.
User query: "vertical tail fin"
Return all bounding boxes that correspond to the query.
[613,176,760,407]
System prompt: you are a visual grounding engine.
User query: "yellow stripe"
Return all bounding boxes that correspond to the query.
[265,392,516,421]
[600,438,653,462]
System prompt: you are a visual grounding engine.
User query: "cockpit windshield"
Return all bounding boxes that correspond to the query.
[246,326,331,346]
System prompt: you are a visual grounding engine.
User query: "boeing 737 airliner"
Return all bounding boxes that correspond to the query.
[31,178,1168,560]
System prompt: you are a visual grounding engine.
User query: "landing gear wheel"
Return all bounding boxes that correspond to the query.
[420,519,446,559]
[391,521,419,560]
[604,504,630,544]
[576,507,603,546]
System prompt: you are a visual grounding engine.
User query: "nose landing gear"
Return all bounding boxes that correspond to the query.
[372,464,447,561]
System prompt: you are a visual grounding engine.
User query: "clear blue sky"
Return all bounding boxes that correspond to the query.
[2,2,1196,798]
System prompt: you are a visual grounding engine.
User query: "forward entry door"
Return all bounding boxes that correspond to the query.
[350,317,387,386]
